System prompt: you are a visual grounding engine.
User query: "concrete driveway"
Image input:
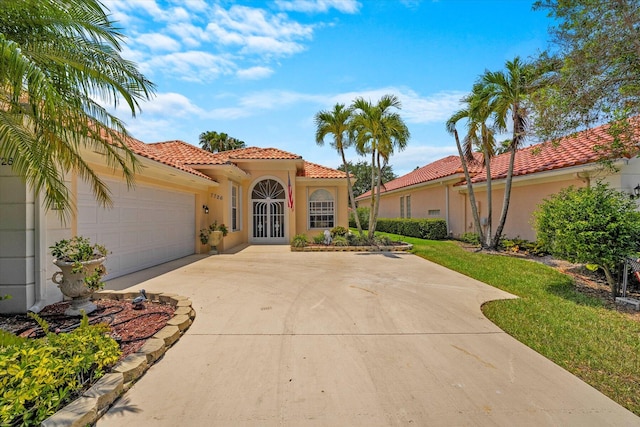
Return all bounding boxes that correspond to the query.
[97,246,639,426]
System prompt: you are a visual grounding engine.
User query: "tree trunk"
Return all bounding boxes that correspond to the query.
[483,143,492,248]
[368,148,377,239]
[341,148,363,235]
[490,143,516,249]
[453,130,485,246]
[371,153,384,237]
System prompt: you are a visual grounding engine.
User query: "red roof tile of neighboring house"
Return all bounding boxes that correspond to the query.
[364,119,639,195]
[300,161,348,179]
[467,121,638,184]
[356,153,483,199]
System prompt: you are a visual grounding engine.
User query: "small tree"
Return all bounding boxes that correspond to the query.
[534,182,640,297]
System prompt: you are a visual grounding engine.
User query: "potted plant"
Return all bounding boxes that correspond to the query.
[50,236,108,316]
[200,221,228,254]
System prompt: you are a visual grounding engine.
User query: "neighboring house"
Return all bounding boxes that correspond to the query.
[357,121,640,241]
[0,137,349,313]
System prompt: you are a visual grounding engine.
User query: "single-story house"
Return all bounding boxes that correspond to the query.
[0,136,349,313]
[357,121,640,241]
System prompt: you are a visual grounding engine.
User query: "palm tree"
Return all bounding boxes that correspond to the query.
[0,0,155,217]
[314,103,363,235]
[351,94,410,238]
[460,83,498,248]
[480,57,541,248]
[199,131,245,152]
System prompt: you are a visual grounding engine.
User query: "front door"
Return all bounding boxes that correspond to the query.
[251,179,286,243]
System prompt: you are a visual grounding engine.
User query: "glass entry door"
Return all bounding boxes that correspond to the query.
[251,179,286,243]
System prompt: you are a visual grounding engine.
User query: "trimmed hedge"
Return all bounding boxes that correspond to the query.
[376,218,448,240]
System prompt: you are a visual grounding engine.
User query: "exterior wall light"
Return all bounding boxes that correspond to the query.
[203,205,209,214]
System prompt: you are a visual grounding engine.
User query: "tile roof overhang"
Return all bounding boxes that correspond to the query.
[364,119,640,197]
[121,140,346,181]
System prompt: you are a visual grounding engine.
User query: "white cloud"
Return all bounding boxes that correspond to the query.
[275,0,361,14]
[236,66,274,80]
[135,33,181,52]
[145,51,236,82]
[139,92,207,118]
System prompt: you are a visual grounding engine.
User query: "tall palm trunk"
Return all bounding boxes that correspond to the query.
[372,152,384,237]
[368,148,377,239]
[490,116,520,249]
[340,147,363,235]
[483,141,492,248]
[453,130,485,245]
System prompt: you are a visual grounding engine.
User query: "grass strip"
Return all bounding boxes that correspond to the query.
[382,233,640,415]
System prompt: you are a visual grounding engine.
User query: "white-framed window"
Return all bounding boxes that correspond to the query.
[428,209,441,216]
[400,196,405,218]
[406,195,411,219]
[231,183,241,231]
[308,189,334,229]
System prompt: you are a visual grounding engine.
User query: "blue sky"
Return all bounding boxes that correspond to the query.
[104,0,553,176]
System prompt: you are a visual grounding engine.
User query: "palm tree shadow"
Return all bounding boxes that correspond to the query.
[546,282,606,308]
[355,252,402,259]
[103,396,143,417]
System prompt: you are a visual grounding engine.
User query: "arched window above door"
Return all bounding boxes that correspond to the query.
[252,179,285,200]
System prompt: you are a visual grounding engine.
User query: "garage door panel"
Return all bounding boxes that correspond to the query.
[78,178,195,279]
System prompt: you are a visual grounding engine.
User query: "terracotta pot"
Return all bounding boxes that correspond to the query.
[52,256,106,316]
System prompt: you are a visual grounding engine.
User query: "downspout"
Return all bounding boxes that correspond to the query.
[576,172,591,188]
[444,183,450,236]
[28,192,48,313]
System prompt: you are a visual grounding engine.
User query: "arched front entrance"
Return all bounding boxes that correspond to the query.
[250,178,287,244]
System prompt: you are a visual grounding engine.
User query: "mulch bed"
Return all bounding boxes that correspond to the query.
[0,298,175,359]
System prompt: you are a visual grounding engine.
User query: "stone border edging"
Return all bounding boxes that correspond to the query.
[41,291,195,427]
[290,243,413,252]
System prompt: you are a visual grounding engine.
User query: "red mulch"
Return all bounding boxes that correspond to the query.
[0,299,175,359]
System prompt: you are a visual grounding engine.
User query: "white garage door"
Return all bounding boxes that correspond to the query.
[77,178,195,279]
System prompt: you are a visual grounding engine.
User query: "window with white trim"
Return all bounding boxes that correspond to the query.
[231,183,241,231]
[406,195,411,219]
[400,196,405,218]
[428,209,441,216]
[308,189,334,229]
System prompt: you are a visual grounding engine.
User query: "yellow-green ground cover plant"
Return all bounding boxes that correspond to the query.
[0,314,121,426]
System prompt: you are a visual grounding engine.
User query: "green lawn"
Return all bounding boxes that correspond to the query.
[381,233,640,416]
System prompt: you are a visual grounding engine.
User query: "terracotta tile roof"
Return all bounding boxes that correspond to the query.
[299,161,348,179]
[366,119,640,195]
[468,121,639,184]
[98,132,213,180]
[148,140,225,165]
[220,147,303,161]
[356,153,483,199]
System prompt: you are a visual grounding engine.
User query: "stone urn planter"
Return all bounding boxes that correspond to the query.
[209,230,223,254]
[200,221,228,255]
[50,236,108,316]
[52,257,106,316]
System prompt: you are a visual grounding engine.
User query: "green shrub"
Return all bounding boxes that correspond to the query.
[313,233,325,244]
[349,207,370,230]
[333,236,349,246]
[290,234,309,248]
[330,226,348,238]
[534,182,640,296]
[419,219,448,240]
[375,235,393,246]
[0,314,121,426]
[459,232,480,245]
[375,218,447,240]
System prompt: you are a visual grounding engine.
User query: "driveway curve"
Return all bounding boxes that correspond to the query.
[98,246,639,426]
